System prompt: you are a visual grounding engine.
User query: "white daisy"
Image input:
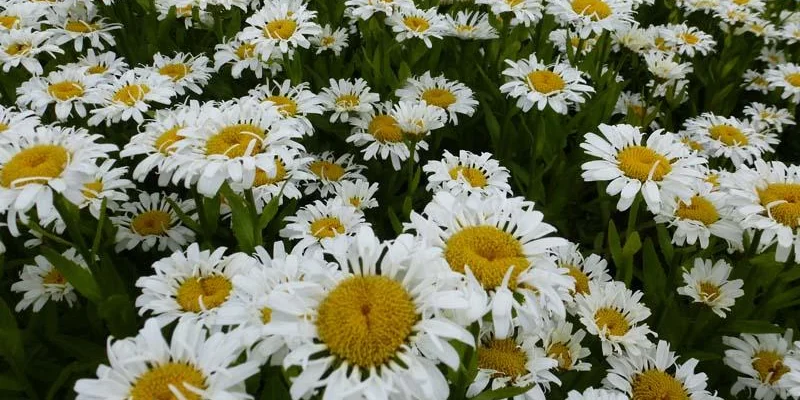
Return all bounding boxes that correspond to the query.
[279,198,368,253]
[245,79,323,136]
[347,101,428,170]
[547,0,635,38]
[391,100,448,140]
[0,105,39,144]
[643,51,694,82]
[677,258,744,318]
[549,29,598,56]
[475,0,544,27]
[386,6,448,48]
[79,159,133,219]
[663,23,716,57]
[16,66,101,120]
[682,113,774,166]
[111,191,196,253]
[0,2,48,31]
[744,102,795,134]
[500,54,594,114]
[551,242,613,300]
[758,47,786,65]
[539,320,592,371]
[47,6,120,52]
[73,49,128,78]
[723,330,794,400]
[154,0,213,28]
[613,91,658,128]
[151,52,212,96]
[344,0,413,20]
[423,149,512,197]
[310,24,348,55]
[230,146,313,208]
[302,151,366,197]
[0,28,62,75]
[566,388,628,400]
[765,63,800,103]
[331,179,379,211]
[396,72,478,124]
[87,68,176,126]
[214,38,272,79]
[783,347,800,398]
[742,69,770,94]
[10,248,88,312]
[444,11,498,40]
[319,77,380,123]
[239,0,321,57]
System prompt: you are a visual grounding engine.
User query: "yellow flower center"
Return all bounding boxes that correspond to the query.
[506,0,525,5]
[260,307,272,324]
[264,19,297,39]
[316,275,418,368]
[155,126,183,155]
[421,88,456,109]
[253,159,287,186]
[236,43,256,59]
[176,275,233,313]
[47,81,84,101]
[753,76,767,86]
[112,84,150,106]
[571,0,612,20]
[5,42,30,56]
[594,307,630,337]
[131,210,172,236]
[320,36,335,46]
[403,16,430,32]
[456,24,475,33]
[335,94,360,109]
[628,105,647,120]
[785,73,800,87]
[681,138,704,152]
[368,114,403,143]
[478,339,528,378]
[675,195,719,226]
[82,180,103,199]
[42,269,66,285]
[752,350,790,384]
[566,265,590,295]
[129,362,207,400]
[65,20,97,33]
[706,173,719,187]
[697,281,721,302]
[309,216,345,239]
[309,160,345,181]
[526,70,566,94]
[448,166,488,188]
[0,16,19,29]
[547,342,573,370]
[158,63,190,82]
[631,369,689,400]
[204,124,265,157]
[444,226,527,290]
[265,95,298,116]
[758,183,800,228]
[349,197,361,207]
[679,32,699,45]
[708,124,749,146]
[87,64,108,74]
[0,145,69,188]
[617,146,672,182]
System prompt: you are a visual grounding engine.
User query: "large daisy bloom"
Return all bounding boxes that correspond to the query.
[764,63,800,103]
[723,330,794,400]
[423,149,512,198]
[279,198,368,253]
[151,52,212,96]
[681,113,773,166]
[263,227,474,400]
[386,6,448,48]
[396,72,477,124]
[239,0,321,57]
[345,0,413,20]
[347,101,427,171]
[73,317,260,400]
[677,258,744,318]
[16,66,102,120]
[547,0,634,38]
[111,191,196,253]
[87,68,176,126]
[581,123,706,213]
[500,54,594,114]
[10,248,88,312]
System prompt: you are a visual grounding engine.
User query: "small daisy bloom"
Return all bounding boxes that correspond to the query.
[765,63,800,103]
[613,91,658,127]
[279,198,368,253]
[743,103,795,134]
[47,7,120,52]
[344,0,413,20]
[154,0,213,28]
[549,29,598,56]
[311,24,348,55]
[112,191,196,253]
[331,179,379,211]
[567,388,629,400]
[539,320,592,371]
[10,248,88,312]
[742,69,770,94]
[74,49,128,78]
[0,105,38,144]
[239,0,321,57]
[302,152,366,197]
[551,242,612,300]
[347,101,428,170]
[396,72,478,124]
[87,68,176,126]
[723,330,794,399]
[423,149,512,197]
[0,28,62,75]
[682,113,773,166]
[444,11,498,40]
[677,258,744,318]
[16,66,101,120]
[214,38,270,79]
[246,79,323,136]
[663,23,716,57]
[779,22,800,44]
[386,6,448,48]
[319,78,380,123]
[500,54,594,114]
[643,51,694,82]
[475,0,544,27]
[547,0,635,38]
[80,159,133,218]
[152,52,212,95]
[230,147,313,208]
[391,100,448,140]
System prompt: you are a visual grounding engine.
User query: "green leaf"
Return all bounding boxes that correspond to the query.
[607,220,623,268]
[220,184,256,253]
[98,295,138,337]
[0,373,23,391]
[387,207,403,235]
[723,320,785,334]
[164,197,202,232]
[0,298,23,367]
[642,238,667,305]
[469,384,533,400]
[42,247,101,303]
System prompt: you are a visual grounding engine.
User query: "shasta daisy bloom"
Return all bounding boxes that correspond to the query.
[663,23,716,57]
[214,38,271,79]
[677,258,744,318]
[231,147,313,208]
[423,149,512,197]
[74,49,128,78]
[643,51,694,82]
[613,91,657,127]
[319,78,380,123]
[575,281,654,356]
[391,100,448,140]
[723,330,794,399]
[581,123,705,213]
[765,63,800,103]
[80,159,133,218]
[549,29,598,56]
[742,69,770,94]
[344,0,413,20]
[396,72,478,124]
[0,28,62,75]
[239,0,321,57]
[279,198,367,253]
[46,7,120,52]
[407,192,571,338]
[551,242,612,299]
[567,388,628,400]
[779,22,800,44]
[136,243,260,327]
[744,103,795,133]
[10,248,88,312]
[154,0,212,28]
[0,3,48,31]
[73,317,260,400]
[302,152,366,197]
[245,80,321,136]
[0,125,116,236]
[263,228,474,400]
[87,69,176,126]
[784,349,800,398]
[112,191,196,253]
[346,101,427,170]
[16,66,101,120]
[604,340,720,399]
[547,0,634,38]
[310,24,348,55]
[387,6,448,48]
[539,321,592,371]
[331,179,379,211]
[0,105,39,143]
[151,52,212,96]
[682,113,773,166]
[445,11,498,40]
[500,55,594,114]
[475,0,544,27]
[611,23,652,54]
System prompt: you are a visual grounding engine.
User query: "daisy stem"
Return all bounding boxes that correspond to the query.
[26,220,74,248]
[625,194,642,239]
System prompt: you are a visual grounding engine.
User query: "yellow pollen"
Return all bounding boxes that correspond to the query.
[449,166,488,188]
[260,307,272,324]
[444,226,527,290]
[566,265,590,295]
[758,183,800,228]
[131,210,172,236]
[87,64,107,74]
[753,76,767,86]
[681,138,704,152]
[403,16,430,32]
[697,281,721,302]
[5,42,30,56]
[65,20,96,33]
[316,275,418,368]
[309,160,345,181]
[786,73,800,87]
[112,84,150,106]
[617,146,672,182]
[320,36,335,46]
[349,197,361,207]
[594,307,630,337]
[675,195,719,226]
[205,124,265,158]
[175,5,192,17]
[506,0,525,5]
[631,369,689,400]
[310,217,345,239]
[547,342,573,370]
[335,94,360,109]
[706,173,719,187]
[456,24,475,33]
[42,269,66,285]
[265,95,298,116]
[679,32,699,45]
[752,350,790,384]
[176,275,232,313]
[421,88,457,109]
[158,63,190,82]
[0,16,19,29]
[129,362,207,400]
[654,37,671,52]
[47,81,84,101]
[0,123,7,132]
[253,159,287,186]
[628,105,647,120]
[368,114,403,143]
[526,70,566,94]
[478,339,528,378]
[708,124,749,146]
[82,180,103,199]
[1,145,69,188]
[155,126,183,155]
[235,43,256,59]
[571,0,612,20]
[264,19,297,39]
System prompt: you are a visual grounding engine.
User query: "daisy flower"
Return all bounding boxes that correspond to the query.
[604,340,721,399]
[302,152,366,197]
[279,198,368,253]
[682,113,773,166]
[73,49,128,78]
[612,23,652,54]
[0,28,62,75]
[79,159,133,218]
[73,317,260,400]
[87,68,176,126]
[239,0,321,57]
[783,349,800,398]
[539,321,592,371]
[663,23,716,57]
[151,52,212,96]
[310,24,348,55]
[743,103,795,133]
[580,123,705,213]
[331,179,379,211]
[742,69,770,94]
[549,29,598,56]
[263,228,474,400]
[154,0,212,28]
[16,66,101,120]
[111,191,196,252]
[47,6,120,52]
[423,149,512,197]
[547,0,634,38]
[444,11,498,40]
[723,330,794,399]
[677,258,744,318]
[0,105,39,144]
[136,243,260,326]
[347,101,427,170]
[500,54,594,114]
[613,91,657,127]
[391,100,448,140]
[575,281,654,356]
[551,242,612,299]
[0,3,48,31]
[344,0,413,20]
[643,51,694,82]
[214,38,271,79]
[779,22,800,44]
[475,0,544,27]
[765,63,800,103]
[319,78,380,123]
[10,248,88,312]
[396,72,478,124]
[567,388,628,400]
[655,182,743,249]
[245,79,323,136]
[386,6,448,48]
[231,147,313,208]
